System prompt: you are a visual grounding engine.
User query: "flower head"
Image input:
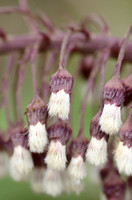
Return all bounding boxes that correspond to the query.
[26,95,48,153]
[42,168,63,197]
[9,123,33,181]
[30,167,45,194]
[45,121,72,171]
[99,75,125,135]
[68,134,88,182]
[48,68,73,120]
[103,169,126,200]
[86,110,108,167]
[115,109,132,175]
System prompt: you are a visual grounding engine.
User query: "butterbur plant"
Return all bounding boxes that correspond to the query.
[0,0,132,199]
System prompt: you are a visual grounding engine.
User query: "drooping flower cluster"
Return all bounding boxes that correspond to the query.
[0,5,132,199]
[0,43,131,199]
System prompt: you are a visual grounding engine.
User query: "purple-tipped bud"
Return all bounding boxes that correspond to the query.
[9,123,34,181]
[26,95,48,153]
[115,109,132,175]
[69,134,88,159]
[10,123,28,148]
[48,122,72,145]
[68,134,88,182]
[86,110,108,167]
[45,122,72,171]
[48,68,74,120]
[103,170,126,200]
[99,75,125,135]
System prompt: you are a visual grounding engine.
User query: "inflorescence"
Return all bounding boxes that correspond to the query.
[0,1,132,199]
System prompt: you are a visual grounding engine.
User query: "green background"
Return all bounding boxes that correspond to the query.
[0,0,131,200]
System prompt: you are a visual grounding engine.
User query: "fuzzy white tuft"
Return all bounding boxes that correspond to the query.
[67,155,87,180]
[0,151,8,178]
[30,167,45,194]
[29,122,48,153]
[45,141,66,171]
[115,141,132,176]
[48,89,70,120]
[86,137,107,167]
[62,171,84,194]
[42,168,63,197]
[99,103,122,135]
[9,145,34,181]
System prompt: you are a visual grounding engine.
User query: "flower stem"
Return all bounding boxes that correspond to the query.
[100,50,110,110]
[114,25,132,76]
[30,44,39,96]
[2,53,15,126]
[59,29,72,69]
[16,48,31,123]
[42,50,56,100]
[79,53,103,133]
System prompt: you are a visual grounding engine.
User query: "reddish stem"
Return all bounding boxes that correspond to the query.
[59,29,72,69]
[81,14,109,34]
[2,53,15,126]
[42,50,57,100]
[79,53,103,133]
[100,50,110,110]
[30,44,39,96]
[16,63,24,123]
[114,25,132,76]
[16,48,31,123]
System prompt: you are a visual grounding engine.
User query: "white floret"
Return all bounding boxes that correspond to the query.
[9,145,34,181]
[45,141,66,171]
[86,137,108,167]
[67,155,87,180]
[48,89,70,120]
[30,167,45,194]
[62,170,84,195]
[29,122,48,153]
[115,141,132,176]
[99,103,122,135]
[42,168,63,197]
